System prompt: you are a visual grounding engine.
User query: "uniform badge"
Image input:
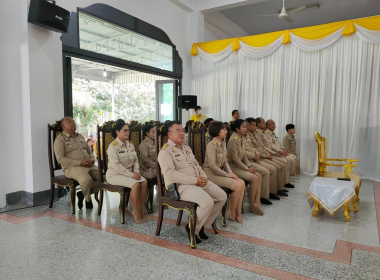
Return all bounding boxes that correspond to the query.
[185,150,191,156]
[112,141,118,146]
[161,143,168,150]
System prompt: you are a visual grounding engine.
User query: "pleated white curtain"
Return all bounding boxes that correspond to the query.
[191,34,380,181]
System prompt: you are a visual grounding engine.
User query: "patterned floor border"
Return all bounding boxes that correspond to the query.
[1,182,380,280]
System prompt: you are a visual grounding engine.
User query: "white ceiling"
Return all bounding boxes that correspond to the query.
[219,0,380,35]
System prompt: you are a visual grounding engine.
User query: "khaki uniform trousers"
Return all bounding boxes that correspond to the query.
[178,182,227,234]
[262,159,286,190]
[65,166,100,201]
[288,154,297,175]
[272,156,291,184]
[249,161,275,198]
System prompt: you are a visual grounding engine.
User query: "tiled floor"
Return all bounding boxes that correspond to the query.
[1,174,380,280]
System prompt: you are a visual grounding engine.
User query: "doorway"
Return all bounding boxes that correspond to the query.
[70,57,177,137]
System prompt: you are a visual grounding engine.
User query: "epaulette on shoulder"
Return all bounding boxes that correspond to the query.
[143,139,147,142]
[129,140,133,145]
[112,141,118,146]
[212,140,217,145]
[234,135,238,140]
[56,134,61,138]
[161,143,168,150]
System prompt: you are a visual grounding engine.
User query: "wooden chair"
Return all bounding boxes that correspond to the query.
[155,124,217,248]
[96,121,132,224]
[141,120,165,214]
[128,121,156,214]
[48,122,79,214]
[188,122,230,227]
[315,132,361,202]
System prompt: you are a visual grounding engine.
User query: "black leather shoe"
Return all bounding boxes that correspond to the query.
[285,183,295,188]
[282,189,289,192]
[199,226,209,240]
[269,193,280,200]
[85,200,93,209]
[185,224,201,244]
[260,198,273,205]
[277,190,289,197]
[77,191,84,209]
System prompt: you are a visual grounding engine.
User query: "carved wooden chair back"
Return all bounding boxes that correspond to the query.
[189,122,206,165]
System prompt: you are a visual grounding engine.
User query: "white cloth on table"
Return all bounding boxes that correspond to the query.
[307,177,356,215]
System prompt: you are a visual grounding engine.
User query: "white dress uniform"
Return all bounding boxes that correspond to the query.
[106,137,146,187]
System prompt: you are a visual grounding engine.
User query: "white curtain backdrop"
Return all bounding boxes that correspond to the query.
[191,34,380,181]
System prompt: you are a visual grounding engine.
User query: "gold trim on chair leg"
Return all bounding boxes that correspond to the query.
[185,206,197,248]
[312,200,319,217]
[344,202,351,222]
[69,186,76,215]
[353,195,359,212]
[212,220,219,234]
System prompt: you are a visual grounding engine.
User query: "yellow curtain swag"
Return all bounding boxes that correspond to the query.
[191,15,380,56]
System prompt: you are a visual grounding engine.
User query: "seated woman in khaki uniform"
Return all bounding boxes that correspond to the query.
[204,118,214,146]
[106,119,148,224]
[139,124,157,179]
[203,121,245,223]
[227,119,263,216]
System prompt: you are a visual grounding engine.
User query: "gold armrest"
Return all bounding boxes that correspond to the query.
[320,161,356,178]
[326,158,359,163]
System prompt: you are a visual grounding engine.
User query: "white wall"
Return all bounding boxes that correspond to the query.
[0,0,195,202]
[0,0,33,207]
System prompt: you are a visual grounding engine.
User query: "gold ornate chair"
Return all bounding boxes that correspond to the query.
[48,121,79,214]
[315,132,361,202]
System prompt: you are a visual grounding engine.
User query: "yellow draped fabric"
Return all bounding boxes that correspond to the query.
[191,15,380,56]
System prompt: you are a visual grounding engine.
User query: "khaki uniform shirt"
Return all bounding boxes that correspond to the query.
[255,129,277,155]
[283,133,297,156]
[242,135,261,161]
[54,132,95,172]
[265,130,283,152]
[158,139,206,187]
[248,132,271,159]
[227,132,251,171]
[205,132,213,146]
[203,138,232,176]
[107,138,139,177]
[139,136,156,172]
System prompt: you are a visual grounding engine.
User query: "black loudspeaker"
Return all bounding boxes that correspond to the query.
[28,0,70,33]
[178,95,197,111]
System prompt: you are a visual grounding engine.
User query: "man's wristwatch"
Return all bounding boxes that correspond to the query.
[225,172,229,177]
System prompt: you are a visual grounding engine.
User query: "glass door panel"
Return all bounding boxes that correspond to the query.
[156,80,178,122]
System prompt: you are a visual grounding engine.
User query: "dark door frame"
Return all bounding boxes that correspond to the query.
[62,3,183,121]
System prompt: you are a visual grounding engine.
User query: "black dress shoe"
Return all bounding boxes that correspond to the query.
[260,198,273,205]
[285,183,295,188]
[199,226,209,240]
[85,200,93,209]
[282,189,289,192]
[277,190,289,197]
[269,193,280,200]
[185,224,201,244]
[77,191,84,209]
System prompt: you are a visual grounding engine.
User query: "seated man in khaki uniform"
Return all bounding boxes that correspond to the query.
[231,110,240,122]
[245,118,288,193]
[283,124,297,158]
[54,117,100,209]
[266,120,297,176]
[158,121,227,244]
[255,117,294,189]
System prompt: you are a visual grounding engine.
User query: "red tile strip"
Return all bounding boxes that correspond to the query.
[42,211,314,280]
[0,182,379,270]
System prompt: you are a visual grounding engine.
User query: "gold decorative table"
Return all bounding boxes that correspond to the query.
[308,177,358,222]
